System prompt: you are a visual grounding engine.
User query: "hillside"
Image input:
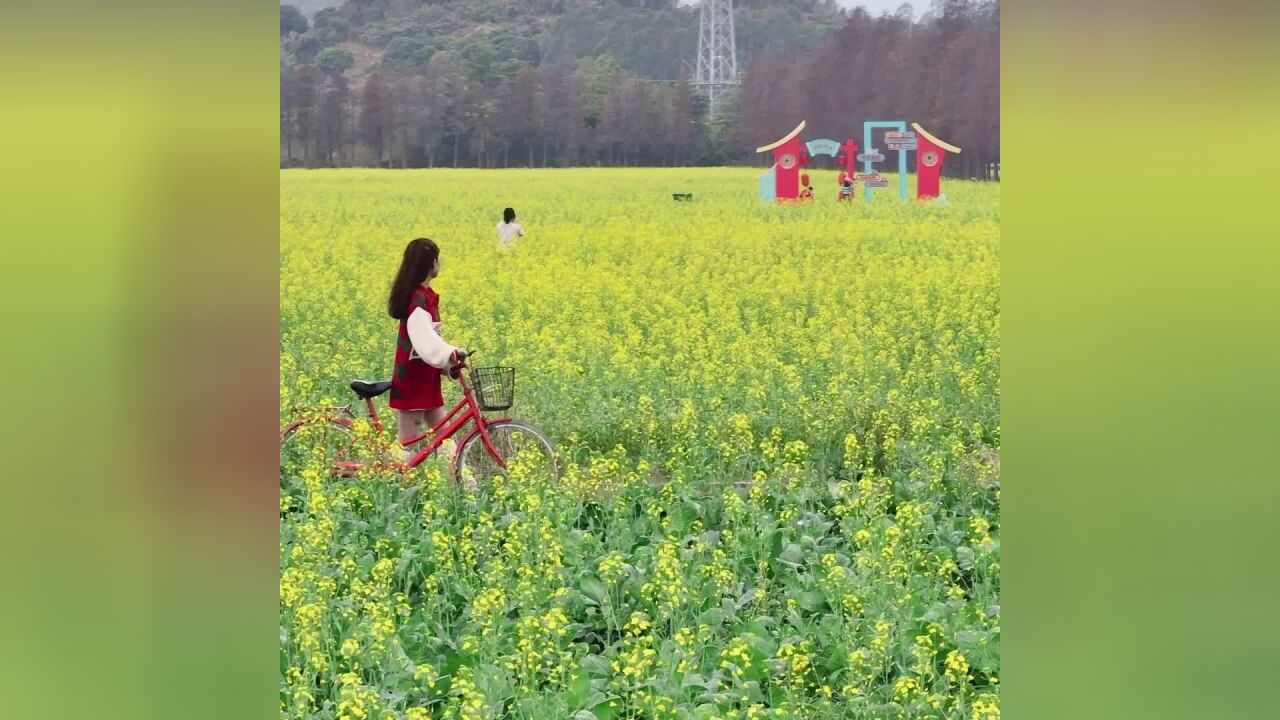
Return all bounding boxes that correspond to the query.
[279,0,998,172]
[281,0,848,85]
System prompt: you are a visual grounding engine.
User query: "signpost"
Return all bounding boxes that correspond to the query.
[886,131,918,151]
[862,120,910,202]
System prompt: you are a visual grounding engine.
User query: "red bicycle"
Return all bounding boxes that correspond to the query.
[280,351,557,490]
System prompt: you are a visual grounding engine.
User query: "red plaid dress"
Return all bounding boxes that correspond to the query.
[389,285,444,410]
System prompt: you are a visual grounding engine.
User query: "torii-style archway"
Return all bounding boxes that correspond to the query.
[911,123,962,200]
[754,119,964,203]
[756,121,807,201]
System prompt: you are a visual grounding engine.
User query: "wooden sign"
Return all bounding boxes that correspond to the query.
[856,149,885,163]
[865,177,889,188]
[856,172,884,183]
[805,138,841,157]
[885,130,917,151]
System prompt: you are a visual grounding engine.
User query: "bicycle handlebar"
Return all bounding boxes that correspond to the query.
[448,348,473,380]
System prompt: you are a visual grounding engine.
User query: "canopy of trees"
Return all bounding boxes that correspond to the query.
[280,0,998,176]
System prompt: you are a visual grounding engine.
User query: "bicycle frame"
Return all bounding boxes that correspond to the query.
[399,366,508,473]
[284,361,511,478]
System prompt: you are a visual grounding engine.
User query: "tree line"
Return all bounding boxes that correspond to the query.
[280,1,998,177]
[281,55,703,169]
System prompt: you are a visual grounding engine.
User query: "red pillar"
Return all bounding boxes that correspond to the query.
[836,139,858,177]
[772,137,804,200]
[916,134,946,199]
[912,124,961,200]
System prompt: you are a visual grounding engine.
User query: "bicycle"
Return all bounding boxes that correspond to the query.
[280,351,557,493]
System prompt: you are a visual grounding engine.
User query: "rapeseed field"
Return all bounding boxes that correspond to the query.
[280,168,1000,720]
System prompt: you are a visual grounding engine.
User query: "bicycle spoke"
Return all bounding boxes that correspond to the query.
[457,422,556,487]
[280,420,353,494]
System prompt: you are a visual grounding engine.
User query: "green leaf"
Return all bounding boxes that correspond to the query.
[580,575,608,605]
[671,502,699,533]
[779,543,804,566]
[741,619,771,640]
[580,654,612,677]
[769,529,783,557]
[798,590,827,612]
[746,633,778,659]
[682,672,708,689]
[568,667,592,709]
[694,704,720,720]
[698,608,729,627]
[592,699,617,720]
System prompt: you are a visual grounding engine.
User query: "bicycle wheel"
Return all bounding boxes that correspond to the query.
[455,420,557,488]
[279,418,354,507]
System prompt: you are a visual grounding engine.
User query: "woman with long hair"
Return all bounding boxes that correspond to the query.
[387,238,466,458]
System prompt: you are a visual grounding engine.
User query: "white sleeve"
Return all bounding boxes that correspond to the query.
[516,222,524,236]
[407,307,458,369]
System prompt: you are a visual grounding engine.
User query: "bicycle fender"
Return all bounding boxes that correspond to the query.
[279,414,355,440]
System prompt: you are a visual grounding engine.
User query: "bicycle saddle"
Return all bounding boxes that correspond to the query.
[349,380,392,399]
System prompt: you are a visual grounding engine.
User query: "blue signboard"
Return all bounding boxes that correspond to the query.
[805,138,841,157]
[758,165,776,201]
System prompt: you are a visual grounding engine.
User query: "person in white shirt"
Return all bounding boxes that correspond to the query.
[496,207,524,248]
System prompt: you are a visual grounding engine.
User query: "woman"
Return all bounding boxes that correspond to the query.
[387,238,466,460]
[496,207,524,248]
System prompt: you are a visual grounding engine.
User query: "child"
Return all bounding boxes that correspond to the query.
[798,173,814,201]
[496,207,524,248]
[799,173,816,201]
[387,238,466,460]
[839,171,855,201]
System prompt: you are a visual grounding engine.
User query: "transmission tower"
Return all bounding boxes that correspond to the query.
[694,0,739,120]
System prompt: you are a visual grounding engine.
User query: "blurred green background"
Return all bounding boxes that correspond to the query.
[1,1,1278,718]
[0,2,279,719]
[1003,1,1280,718]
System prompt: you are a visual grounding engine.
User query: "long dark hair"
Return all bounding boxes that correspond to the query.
[388,238,440,320]
[503,207,516,224]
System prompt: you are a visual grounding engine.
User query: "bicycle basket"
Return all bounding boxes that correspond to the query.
[470,366,515,411]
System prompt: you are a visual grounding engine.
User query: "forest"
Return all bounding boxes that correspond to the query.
[280,0,998,177]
